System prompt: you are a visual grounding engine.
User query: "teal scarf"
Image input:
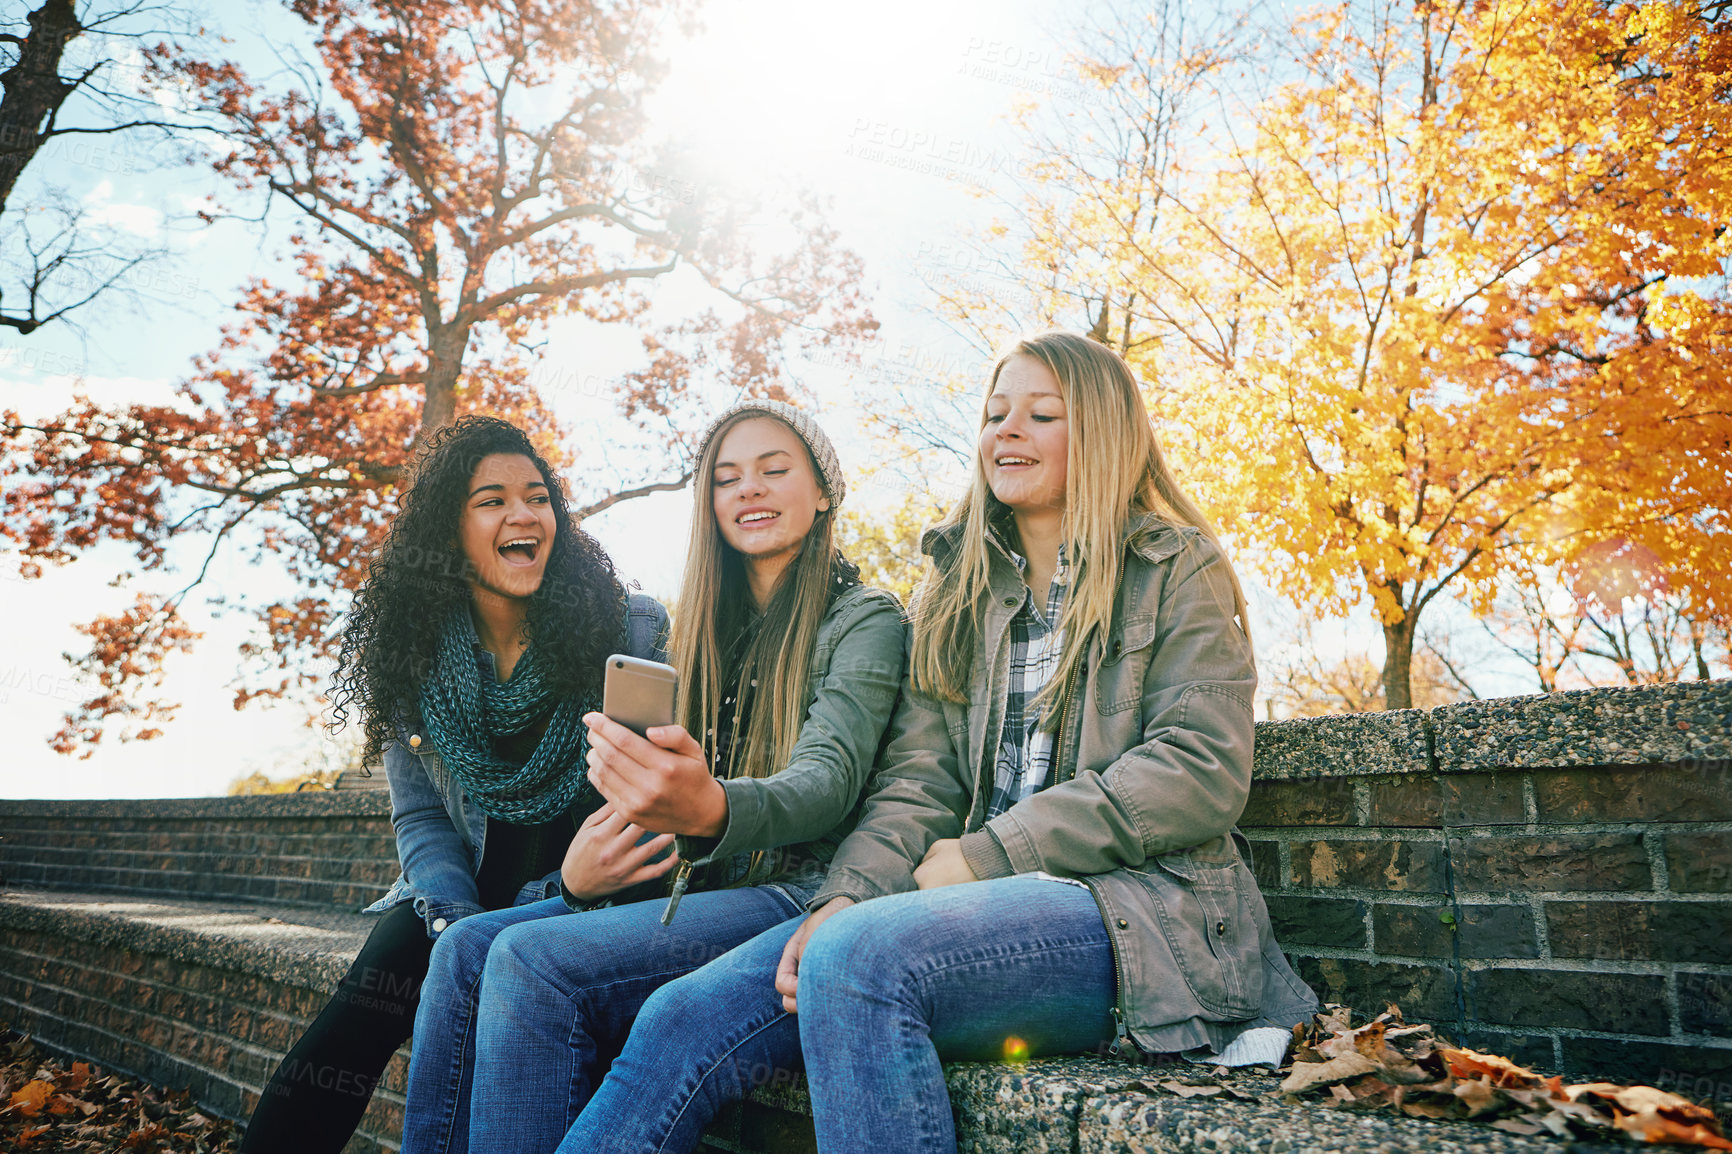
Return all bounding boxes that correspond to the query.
[417,610,596,823]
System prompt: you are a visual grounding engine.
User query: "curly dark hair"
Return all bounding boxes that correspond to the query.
[330,415,628,766]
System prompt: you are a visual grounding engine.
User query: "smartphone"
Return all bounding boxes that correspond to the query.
[602,654,678,737]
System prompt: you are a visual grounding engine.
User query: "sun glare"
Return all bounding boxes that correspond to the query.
[650,0,1020,192]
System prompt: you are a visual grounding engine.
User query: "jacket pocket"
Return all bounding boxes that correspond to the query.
[1132,850,1264,1019]
[1096,612,1157,715]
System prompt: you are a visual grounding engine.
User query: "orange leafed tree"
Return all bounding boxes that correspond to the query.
[995,0,1731,707]
[0,0,875,755]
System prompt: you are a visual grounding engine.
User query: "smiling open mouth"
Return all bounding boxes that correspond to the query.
[996,456,1038,467]
[737,511,780,525]
[498,537,541,563]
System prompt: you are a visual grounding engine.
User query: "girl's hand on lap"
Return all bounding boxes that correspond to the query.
[583,712,728,838]
[774,896,855,1013]
[913,838,978,890]
[561,802,678,901]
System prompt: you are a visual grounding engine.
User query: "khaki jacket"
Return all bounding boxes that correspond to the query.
[813,515,1318,1052]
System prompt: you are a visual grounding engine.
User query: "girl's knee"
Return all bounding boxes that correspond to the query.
[426,915,496,985]
[800,906,919,1003]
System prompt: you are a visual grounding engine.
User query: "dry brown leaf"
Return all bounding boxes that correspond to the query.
[1454,1076,1502,1117]
[1159,1081,1225,1098]
[1613,1112,1732,1150]
[1281,1051,1383,1095]
[1438,1046,1547,1090]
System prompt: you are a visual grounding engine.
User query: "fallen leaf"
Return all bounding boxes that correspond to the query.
[7,1079,52,1116]
[1454,1076,1502,1118]
[1159,1081,1225,1098]
[1281,1052,1383,1095]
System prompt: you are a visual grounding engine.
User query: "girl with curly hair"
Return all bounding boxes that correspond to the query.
[239,415,669,1154]
[398,400,906,1154]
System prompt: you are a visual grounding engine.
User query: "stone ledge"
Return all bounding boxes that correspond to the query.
[0,888,371,991]
[0,793,392,820]
[1432,681,1732,771]
[1251,710,1432,780]
[943,1058,1604,1154]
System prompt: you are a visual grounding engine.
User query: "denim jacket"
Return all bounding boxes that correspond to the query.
[813,516,1319,1054]
[365,593,670,937]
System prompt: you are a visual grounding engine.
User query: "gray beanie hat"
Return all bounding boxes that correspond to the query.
[695,399,847,507]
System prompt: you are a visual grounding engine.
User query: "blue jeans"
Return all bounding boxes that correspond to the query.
[408,885,803,1154]
[400,897,573,1154]
[559,876,1116,1154]
[555,915,807,1153]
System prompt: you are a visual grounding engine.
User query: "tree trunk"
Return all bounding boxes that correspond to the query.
[0,0,83,213]
[1382,614,1417,710]
[417,323,471,437]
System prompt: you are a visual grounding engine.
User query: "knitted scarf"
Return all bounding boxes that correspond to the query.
[417,609,596,823]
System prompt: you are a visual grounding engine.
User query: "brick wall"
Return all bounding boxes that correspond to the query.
[1244,681,1732,1091]
[0,899,404,1154]
[0,680,1728,1147]
[0,793,397,911]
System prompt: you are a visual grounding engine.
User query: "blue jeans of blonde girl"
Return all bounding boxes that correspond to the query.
[555,876,1119,1154]
[398,885,803,1154]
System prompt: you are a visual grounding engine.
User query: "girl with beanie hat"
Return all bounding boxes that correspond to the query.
[399,400,905,1154]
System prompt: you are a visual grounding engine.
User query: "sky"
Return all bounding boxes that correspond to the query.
[0,0,1148,797]
[0,0,1558,799]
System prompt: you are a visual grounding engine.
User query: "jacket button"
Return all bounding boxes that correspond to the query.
[1116,918,1128,929]
[1111,640,1123,658]
[1215,921,1227,936]
[432,918,449,933]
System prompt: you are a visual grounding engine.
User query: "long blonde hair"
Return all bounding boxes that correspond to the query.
[909,330,1249,716]
[670,412,843,784]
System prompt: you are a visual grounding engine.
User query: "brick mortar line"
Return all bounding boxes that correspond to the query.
[1267,888,1732,902]
[0,988,267,1102]
[1244,821,1732,837]
[0,996,260,1110]
[0,937,328,1043]
[1270,891,1732,903]
[1290,945,1732,977]
[0,968,409,1122]
[0,959,308,1073]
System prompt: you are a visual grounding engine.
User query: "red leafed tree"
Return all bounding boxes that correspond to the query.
[0,0,875,756]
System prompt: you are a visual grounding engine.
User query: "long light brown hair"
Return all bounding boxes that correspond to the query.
[669,412,847,783]
[909,330,1249,717]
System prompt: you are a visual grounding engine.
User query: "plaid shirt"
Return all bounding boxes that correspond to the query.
[984,544,1071,821]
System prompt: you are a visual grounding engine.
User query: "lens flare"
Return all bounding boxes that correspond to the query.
[1003,1035,1030,1063]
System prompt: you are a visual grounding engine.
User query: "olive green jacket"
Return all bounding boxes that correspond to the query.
[675,581,908,906]
[813,515,1318,1053]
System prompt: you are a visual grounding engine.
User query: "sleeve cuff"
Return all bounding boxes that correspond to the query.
[414,897,485,939]
[959,829,1016,880]
[559,880,612,913]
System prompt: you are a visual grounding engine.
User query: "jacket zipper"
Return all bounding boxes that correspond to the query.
[661,858,694,925]
[1085,876,1134,1056]
[1084,558,1134,1053]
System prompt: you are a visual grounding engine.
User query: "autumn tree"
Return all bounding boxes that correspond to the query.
[1481,546,1730,691]
[0,0,874,754]
[0,0,216,334]
[953,0,1731,707]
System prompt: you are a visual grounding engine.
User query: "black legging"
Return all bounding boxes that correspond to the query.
[239,902,428,1153]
